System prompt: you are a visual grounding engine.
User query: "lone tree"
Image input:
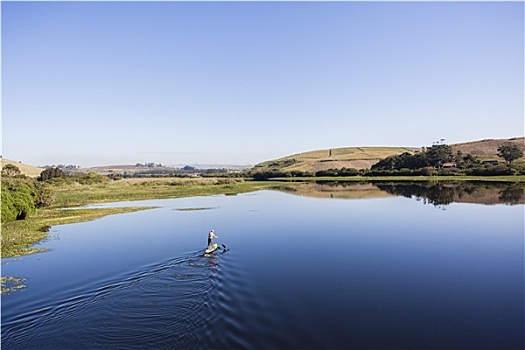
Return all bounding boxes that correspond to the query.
[497,144,524,165]
[425,144,454,168]
[2,164,22,177]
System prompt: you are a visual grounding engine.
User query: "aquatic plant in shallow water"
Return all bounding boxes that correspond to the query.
[174,207,218,211]
[1,276,26,294]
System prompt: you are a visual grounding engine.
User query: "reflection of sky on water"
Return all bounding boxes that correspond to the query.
[2,188,524,349]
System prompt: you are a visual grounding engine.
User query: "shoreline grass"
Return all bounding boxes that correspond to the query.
[51,178,279,208]
[1,207,154,258]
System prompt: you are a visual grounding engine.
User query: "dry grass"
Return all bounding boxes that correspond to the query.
[272,146,419,171]
[290,147,416,162]
[49,177,273,207]
[1,159,45,178]
[451,137,525,161]
[285,159,379,172]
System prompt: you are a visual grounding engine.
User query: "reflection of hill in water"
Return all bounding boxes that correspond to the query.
[275,182,393,200]
[275,182,525,206]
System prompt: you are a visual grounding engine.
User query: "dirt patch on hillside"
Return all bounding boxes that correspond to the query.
[451,137,524,159]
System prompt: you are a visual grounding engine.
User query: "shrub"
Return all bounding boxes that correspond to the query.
[420,167,437,176]
[315,169,339,177]
[1,164,22,177]
[1,185,16,222]
[510,164,525,175]
[465,165,516,176]
[1,166,57,223]
[1,181,36,221]
[340,168,359,176]
[437,168,464,176]
[47,172,110,185]
[33,181,55,208]
[252,171,286,180]
[315,168,358,177]
[39,167,65,181]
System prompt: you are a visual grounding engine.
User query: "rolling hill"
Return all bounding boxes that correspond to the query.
[1,158,45,178]
[252,137,525,174]
[252,147,419,173]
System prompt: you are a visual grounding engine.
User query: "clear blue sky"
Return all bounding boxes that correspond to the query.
[2,1,523,167]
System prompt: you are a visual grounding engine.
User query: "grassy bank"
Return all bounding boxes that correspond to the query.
[2,178,279,258]
[2,207,152,257]
[51,178,278,207]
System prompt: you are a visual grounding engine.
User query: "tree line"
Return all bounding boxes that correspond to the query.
[370,143,523,175]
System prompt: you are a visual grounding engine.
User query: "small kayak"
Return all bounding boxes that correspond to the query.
[204,243,219,254]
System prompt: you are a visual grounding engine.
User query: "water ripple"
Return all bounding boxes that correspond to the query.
[2,249,228,350]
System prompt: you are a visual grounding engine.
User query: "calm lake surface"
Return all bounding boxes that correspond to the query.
[2,182,524,349]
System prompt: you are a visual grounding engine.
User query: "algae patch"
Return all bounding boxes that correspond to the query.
[175,207,218,211]
[1,276,27,294]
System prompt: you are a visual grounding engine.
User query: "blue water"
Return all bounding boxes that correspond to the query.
[2,187,524,349]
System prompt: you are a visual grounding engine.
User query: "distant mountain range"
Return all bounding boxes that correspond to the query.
[2,137,523,178]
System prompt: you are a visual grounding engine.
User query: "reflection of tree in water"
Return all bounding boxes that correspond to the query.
[376,182,524,206]
[376,183,455,206]
[499,184,524,205]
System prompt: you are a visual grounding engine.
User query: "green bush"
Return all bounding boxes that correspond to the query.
[420,167,437,176]
[315,168,359,177]
[465,165,516,176]
[252,171,286,180]
[437,168,464,176]
[1,185,16,222]
[366,168,430,176]
[1,164,56,223]
[33,181,55,208]
[39,167,65,181]
[1,181,36,221]
[75,172,110,185]
[510,164,525,175]
[47,172,110,185]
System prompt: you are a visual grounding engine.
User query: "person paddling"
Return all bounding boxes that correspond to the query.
[208,229,218,248]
